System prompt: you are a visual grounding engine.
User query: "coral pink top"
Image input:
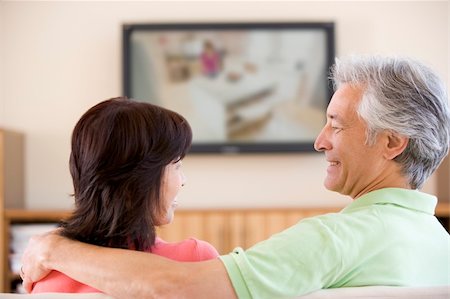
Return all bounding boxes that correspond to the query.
[31,237,219,293]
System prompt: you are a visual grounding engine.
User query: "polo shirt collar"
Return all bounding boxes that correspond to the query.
[342,188,437,215]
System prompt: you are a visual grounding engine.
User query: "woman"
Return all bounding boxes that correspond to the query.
[31,97,218,293]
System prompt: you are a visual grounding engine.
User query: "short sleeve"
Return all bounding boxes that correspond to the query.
[219,216,346,298]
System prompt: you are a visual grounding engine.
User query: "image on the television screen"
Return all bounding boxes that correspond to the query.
[125,23,334,152]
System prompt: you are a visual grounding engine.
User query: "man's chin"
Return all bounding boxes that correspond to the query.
[324,180,341,194]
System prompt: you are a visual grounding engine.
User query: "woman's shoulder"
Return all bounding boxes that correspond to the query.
[31,270,100,293]
[152,237,219,261]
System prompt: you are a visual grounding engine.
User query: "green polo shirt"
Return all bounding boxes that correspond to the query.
[220,188,450,298]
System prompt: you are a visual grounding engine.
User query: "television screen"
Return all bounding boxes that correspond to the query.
[123,22,335,153]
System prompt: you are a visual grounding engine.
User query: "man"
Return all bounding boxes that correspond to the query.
[21,55,450,298]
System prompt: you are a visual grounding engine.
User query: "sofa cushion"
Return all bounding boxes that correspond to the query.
[297,285,450,299]
[0,286,448,298]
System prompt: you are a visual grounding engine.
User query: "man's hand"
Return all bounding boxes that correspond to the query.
[20,230,62,293]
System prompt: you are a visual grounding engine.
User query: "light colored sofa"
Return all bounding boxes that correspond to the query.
[0,286,449,299]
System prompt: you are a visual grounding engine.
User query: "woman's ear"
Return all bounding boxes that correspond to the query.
[384,131,409,160]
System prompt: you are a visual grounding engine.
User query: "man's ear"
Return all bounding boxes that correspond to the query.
[384,131,409,160]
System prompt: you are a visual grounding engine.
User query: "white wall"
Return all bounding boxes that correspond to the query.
[0,1,448,210]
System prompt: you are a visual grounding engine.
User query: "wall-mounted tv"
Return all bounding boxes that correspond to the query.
[123,22,335,153]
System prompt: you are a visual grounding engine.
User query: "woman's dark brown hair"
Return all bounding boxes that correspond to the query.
[60,97,192,251]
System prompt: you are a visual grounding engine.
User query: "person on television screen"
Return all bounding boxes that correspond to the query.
[22,55,450,298]
[200,40,221,78]
[29,97,219,293]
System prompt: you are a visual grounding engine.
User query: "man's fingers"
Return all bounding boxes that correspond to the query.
[20,230,59,292]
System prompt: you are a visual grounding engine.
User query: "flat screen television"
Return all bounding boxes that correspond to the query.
[122,22,335,153]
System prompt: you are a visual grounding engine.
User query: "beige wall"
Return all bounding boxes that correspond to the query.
[0,1,448,210]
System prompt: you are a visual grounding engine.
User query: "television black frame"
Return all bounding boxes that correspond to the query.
[122,22,335,154]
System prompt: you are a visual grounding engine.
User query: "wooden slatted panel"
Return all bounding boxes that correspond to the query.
[227,211,245,253]
[243,211,266,249]
[157,213,185,242]
[265,211,289,236]
[204,212,228,254]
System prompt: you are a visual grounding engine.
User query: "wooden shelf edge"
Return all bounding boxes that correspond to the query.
[4,209,72,221]
[2,204,448,219]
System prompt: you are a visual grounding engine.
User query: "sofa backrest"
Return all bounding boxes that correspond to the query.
[0,286,449,299]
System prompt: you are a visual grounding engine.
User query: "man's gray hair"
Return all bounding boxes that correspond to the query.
[330,55,450,189]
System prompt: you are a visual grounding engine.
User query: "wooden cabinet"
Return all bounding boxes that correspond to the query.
[0,129,24,210]
[1,210,71,292]
[0,129,25,292]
